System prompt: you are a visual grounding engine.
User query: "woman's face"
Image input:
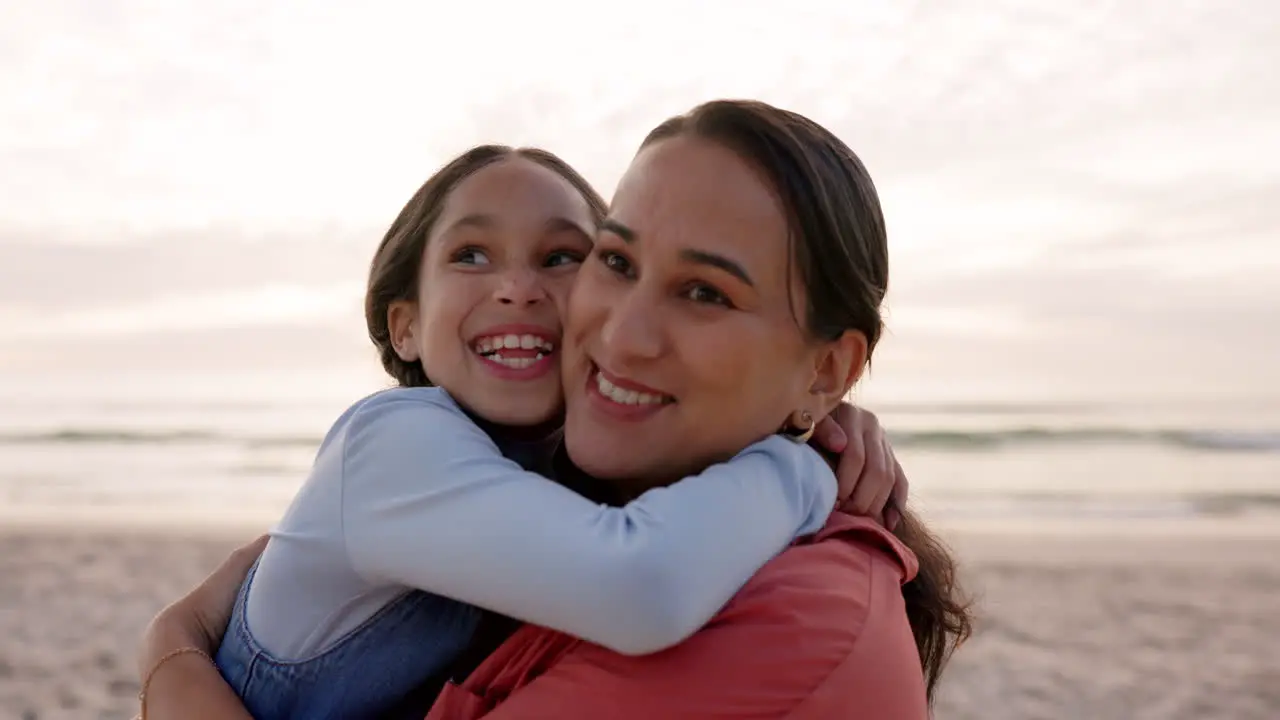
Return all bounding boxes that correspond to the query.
[561,135,857,491]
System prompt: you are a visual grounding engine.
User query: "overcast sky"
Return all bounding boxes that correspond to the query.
[1,0,1276,405]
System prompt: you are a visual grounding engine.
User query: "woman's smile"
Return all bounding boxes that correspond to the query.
[583,363,675,421]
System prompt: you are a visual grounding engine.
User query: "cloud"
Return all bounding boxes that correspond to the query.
[0,282,362,341]
[3,0,1278,231]
[1,0,1275,402]
[0,230,374,311]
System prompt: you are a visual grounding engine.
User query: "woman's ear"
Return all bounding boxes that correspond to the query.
[387,300,421,362]
[809,330,868,412]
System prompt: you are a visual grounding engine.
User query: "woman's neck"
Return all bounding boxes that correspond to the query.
[604,476,673,504]
[478,417,563,445]
[548,446,634,506]
[600,448,751,504]
[552,456,684,507]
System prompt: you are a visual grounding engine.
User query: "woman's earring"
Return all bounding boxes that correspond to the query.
[783,410,816,444]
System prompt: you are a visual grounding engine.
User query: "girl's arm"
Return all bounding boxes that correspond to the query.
[339,391,838,655]
[477,519,928,720]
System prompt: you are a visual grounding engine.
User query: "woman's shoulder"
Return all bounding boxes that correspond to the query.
[523,515,926,717]
[722,514,919,640]
[702,515,925,714]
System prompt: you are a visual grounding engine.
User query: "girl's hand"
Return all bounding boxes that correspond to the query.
[811,403,908,530]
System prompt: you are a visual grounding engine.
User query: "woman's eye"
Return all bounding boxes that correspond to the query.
[596,250,633,276]
[544,250,586,268]
[452,247,490,266]
[684,284,732,307]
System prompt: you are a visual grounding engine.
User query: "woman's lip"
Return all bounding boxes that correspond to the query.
[584,368,671,421]
[594,365,669,397]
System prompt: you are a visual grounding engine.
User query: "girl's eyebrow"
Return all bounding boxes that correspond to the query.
[545,216,594,240]
[444,214,591,239]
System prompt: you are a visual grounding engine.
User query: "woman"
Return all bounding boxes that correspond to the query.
[214,144,857,720]
[140,99,970,718]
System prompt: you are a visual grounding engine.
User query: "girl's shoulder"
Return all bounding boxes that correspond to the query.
[317,386,472,451]
[344,386,466,423]
[353,385,457,410]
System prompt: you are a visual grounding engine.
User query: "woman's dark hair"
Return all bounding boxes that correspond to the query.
[365,145,608,387]
[644,100,972,702]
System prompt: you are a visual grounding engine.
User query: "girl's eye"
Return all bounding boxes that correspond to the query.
[452,247,490,266]
[595,249,633,277]
[684,284,733,307]
[544,250,586,268]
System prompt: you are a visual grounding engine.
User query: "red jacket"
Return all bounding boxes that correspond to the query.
[427,514,927,719]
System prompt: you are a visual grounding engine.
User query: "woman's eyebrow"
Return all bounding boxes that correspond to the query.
[599,218,637,242]
[600,218,753,286]
[680,248,754,287]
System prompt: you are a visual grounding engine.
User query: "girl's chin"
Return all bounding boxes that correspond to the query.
[466,395,564,431]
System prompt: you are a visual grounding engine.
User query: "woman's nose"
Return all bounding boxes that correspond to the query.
[599,290,663,360]
[494,269,549,306]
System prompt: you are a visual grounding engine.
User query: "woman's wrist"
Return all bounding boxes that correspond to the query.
[138,647,216,717]
[138,603,216,680]
[132,535,266,719]
[137,645,254,720]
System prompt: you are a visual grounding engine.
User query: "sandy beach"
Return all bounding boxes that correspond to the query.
[2,525,1278,720]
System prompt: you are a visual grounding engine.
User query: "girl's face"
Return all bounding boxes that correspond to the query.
[560,135,863,493]
[388,157,597,426]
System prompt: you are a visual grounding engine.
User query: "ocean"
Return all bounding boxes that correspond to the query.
[3,382,1277,534]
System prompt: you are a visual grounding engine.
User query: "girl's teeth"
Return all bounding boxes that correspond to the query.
[475,334,554,354]
[595,374,666,406]
[486,353,545,369]
[500,357,533,369]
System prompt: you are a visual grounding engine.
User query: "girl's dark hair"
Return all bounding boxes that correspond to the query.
[644,100,972,702]
[365,145,609,387]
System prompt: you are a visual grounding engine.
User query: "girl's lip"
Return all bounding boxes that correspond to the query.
[473,349,556,382]
[470,323,561,382]
[468,323,559,350]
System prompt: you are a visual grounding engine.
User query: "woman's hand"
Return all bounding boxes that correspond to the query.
[138,534,268,679]
[811,403,908,530]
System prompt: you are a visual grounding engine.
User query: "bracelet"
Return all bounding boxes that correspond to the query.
[138,646,215,719]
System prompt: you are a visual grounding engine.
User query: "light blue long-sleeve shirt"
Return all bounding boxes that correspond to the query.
[244,386,837,658]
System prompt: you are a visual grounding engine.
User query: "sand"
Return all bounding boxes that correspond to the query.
[2,525,1278,720]
[936,529,1280,719]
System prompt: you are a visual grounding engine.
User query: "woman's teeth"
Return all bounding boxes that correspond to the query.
[596,373,667,406]
[474,334,554,369]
